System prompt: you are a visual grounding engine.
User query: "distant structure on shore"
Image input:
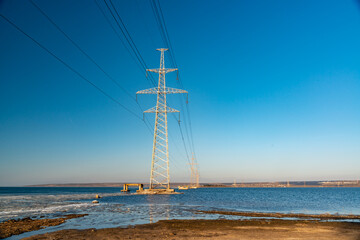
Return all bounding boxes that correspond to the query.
[189,153,200,188]
[137,49,187,193]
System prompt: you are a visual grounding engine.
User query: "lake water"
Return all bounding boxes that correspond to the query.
[1,187,359,239]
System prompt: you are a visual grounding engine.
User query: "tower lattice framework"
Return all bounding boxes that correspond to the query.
[137,48,187,189]
[189,153,199,187]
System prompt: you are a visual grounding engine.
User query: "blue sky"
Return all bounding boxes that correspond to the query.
[0,0,359,186]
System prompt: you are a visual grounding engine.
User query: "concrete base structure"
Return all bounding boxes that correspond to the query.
[136,188,181,195]
[121,183,144,192]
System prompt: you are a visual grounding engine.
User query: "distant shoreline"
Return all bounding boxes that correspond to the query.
[21,180,360,188]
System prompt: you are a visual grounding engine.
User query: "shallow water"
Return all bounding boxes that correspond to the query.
[1,187,360,239]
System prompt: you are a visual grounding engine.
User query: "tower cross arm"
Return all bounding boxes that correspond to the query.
[137,87,187,95]
[144,106,180,113]
[147,68,178,74]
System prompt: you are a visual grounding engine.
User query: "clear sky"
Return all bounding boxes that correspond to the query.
[0,0,359,186]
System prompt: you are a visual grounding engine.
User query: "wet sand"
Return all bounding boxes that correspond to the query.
[0,214,87,239]
[23,219,360,240]
[197,210,360,220]
[2,211,360,240]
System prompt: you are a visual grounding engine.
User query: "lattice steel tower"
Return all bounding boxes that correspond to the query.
[137,48,187,190]
[189,153,199,187]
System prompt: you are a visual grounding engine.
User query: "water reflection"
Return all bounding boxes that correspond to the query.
[146,195,171,223]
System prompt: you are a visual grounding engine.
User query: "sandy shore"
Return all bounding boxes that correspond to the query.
[2,211,360,239]
[23,219,360,240]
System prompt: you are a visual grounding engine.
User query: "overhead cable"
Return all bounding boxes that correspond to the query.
[0,13,144,122]
[29,0,153,132]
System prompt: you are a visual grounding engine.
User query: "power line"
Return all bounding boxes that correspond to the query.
[159,0,197,161]
[3,2,193,174]
[98,1,190,153]
[177,119,191,164]
[96,0,156,87]
[154,0,176,67]
[98,0,162,132]
[150,1,168,54]
[103,0,157,87]
[150,0,177,70]
[93,0,147,79]
[94,0,158,132]
[134,0,157,50]
[29,0,135,101]
[99,0,190,140]
[29,0,153,133]
[98,0,193,167]
[151,1,199,185]
[105,0,189,165]
[0,13,144,122]
[150,0,197,160]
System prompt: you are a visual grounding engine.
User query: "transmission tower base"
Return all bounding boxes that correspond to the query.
[136,188,181,195]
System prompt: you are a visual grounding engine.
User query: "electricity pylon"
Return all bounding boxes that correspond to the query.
[137,48,187,190]
[189,153,199,187]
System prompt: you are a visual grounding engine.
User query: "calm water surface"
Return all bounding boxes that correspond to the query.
[1,187,359,239]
